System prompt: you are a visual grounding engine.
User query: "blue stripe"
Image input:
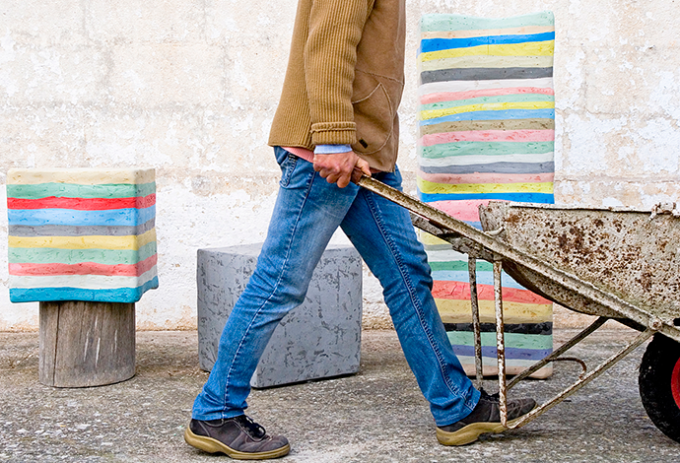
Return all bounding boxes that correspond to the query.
[8,206,156,227]
[420,32,555,54]
[430,270,527,290]
[418,192,555,203]
[9,276,159,303]
[451,344,553,361]
[420,109,555,126]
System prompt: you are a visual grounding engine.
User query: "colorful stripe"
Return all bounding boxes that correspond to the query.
[420,78,554,96]
[9,254,158,277]
[420,32,555,53]
[444,322,553,335]
[8,228,157,251]
[421,67,552,84]
[420,142,554,159]
[6,182,156,200]
[7,169,155,185]
[421,109,555,126]
[422,94,554,110]
[418,12,554,378]
[8,219,156,237]
[421,25,555,40]
[419,192,554,203]
[418,171,554,185]
[417,179,553,195]
[7,168,158,304]
[7,194,156,211]
[420,162,555,175]
[422,56,554,72]
[420,41,555,63]
[421,119,555,135]
[8,242,157,265]
[9,277,160,303]
[437,300,553,324]
[8,206,156,227]
[433,281,552,304]
[421,129,554,145]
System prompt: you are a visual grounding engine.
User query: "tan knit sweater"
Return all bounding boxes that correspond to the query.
[268,0,406,172]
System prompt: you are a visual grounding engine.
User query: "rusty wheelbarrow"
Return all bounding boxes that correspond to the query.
[357,176,680,443]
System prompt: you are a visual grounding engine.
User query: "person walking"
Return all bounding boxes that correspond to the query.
[184,0,536,459]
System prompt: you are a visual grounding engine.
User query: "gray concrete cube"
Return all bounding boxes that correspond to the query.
[197,243,363,388]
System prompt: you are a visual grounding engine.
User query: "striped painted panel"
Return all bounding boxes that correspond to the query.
[6,168,159,303]
[418,12,555,378]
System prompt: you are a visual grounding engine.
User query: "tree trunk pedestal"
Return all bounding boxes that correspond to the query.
[39,301,136,388]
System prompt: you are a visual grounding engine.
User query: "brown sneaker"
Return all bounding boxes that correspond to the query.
[184,415,290,460]
[436,390,536,446]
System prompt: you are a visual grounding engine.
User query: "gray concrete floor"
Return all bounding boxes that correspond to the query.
[1,329,679,463]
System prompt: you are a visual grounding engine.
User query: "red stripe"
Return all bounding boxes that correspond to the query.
[7,194,156,211]
[432,280,552,304]
[9,254,157,277]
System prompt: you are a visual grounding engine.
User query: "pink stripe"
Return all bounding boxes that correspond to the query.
[9,255,157,277]
[421,87,554,105]
[421,130,554,146]
[419,171,554,186]
[426,200,498,222]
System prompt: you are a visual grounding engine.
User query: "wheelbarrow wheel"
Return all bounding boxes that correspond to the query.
[639,333,680,443]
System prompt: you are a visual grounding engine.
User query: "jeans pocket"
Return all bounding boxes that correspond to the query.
[275,148,298,188]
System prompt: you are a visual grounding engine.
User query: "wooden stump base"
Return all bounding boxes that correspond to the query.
[39,301,136,387]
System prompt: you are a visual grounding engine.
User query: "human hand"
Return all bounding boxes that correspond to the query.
[313,150,371,188]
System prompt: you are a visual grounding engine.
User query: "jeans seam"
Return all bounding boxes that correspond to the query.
[220,162,316,417]
[364,191,463,399]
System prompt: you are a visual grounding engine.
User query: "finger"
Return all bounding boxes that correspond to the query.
[351,167,365,184]
[325,172,340,184]
[336,172,351,189]
[357,159,371,177]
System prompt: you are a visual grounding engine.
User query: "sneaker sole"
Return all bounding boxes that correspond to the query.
[436,407,537,446]
[184,426,290,460]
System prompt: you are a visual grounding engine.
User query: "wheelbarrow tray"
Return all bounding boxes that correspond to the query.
[480,202,680,324]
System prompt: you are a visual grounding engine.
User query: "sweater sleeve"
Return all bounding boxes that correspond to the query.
[304,0,370,146]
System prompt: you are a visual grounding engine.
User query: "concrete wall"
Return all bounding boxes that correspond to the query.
[1,0,678,331]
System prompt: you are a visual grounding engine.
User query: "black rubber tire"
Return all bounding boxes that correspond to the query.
[639,334,680,443]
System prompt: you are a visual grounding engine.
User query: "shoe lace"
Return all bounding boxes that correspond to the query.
[237,415,267,439]
[479,388,500,402]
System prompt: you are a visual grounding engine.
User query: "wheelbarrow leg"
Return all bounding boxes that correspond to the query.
[468,256,484,389]
[493,260,509,426]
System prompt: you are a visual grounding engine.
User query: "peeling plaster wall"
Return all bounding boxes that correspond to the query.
[1,0,678,331]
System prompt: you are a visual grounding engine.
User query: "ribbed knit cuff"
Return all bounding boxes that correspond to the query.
[310,122,357,145]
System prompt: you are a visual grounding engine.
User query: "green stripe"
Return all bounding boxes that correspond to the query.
[448,331,553,350]
[421,141,554,159]
[421,11,555,32]
[421,94,555,112]
[8,242,157,265]
[7,182,156,200]
[429,261,494,272]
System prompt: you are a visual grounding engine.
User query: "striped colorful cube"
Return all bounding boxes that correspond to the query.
[6,168,158,303]
[418,11,555,377]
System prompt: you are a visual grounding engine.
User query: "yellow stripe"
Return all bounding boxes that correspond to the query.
[421,26,555,40]
[420,231,452,246]
[417,179,554,195]
[436,299,553,324]
[420,41,555,63]
[420,55,554,72]
[7,168,155,185]
[421,101,555,120]
[9,229,156,250]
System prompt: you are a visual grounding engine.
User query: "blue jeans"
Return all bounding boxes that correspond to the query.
[192,147,480,426]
